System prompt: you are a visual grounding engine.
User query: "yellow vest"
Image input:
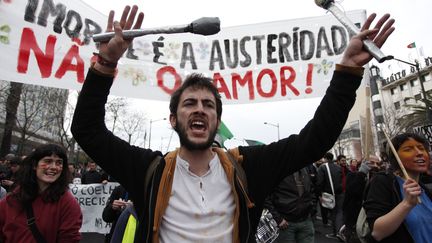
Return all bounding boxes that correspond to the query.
[121,214,137,243]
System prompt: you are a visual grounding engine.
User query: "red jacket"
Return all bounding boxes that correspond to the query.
[0,190,82,243]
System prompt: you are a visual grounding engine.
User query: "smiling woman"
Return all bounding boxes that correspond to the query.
[35,154,65,193]
[0,144,83,243]
[363,133,432,243]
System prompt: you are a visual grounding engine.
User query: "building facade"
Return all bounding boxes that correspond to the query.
[332,56,432,161]
[371,57,432,149]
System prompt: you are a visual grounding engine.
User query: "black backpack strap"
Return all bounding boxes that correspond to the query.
[143,155,163,198]
[226,150,248,193]
[25,203,47,243]
[225,150,255,209]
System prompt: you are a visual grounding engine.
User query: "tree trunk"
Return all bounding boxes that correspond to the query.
[17,129,27,155]
[0,82,23,157]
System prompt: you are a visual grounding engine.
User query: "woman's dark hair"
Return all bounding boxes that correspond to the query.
[388,133,430,172]
[169,73,222,120]
[10,144,70,206]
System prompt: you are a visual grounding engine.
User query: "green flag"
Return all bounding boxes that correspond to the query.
[407,42,416,48]
[215,121,233,147]
[245,139,265,146]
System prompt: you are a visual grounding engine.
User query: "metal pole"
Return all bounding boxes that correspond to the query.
[166,130,174,153]
[149,120,153,148]
[148,118,167,149]
[277,123,280,140]
[264,122,280,140]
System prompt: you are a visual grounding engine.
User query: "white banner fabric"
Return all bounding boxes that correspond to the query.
[69,182,119,234]
[0,0,366,103]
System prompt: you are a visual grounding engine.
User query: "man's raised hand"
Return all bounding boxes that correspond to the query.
[341,13,395,67]
[97,5,144,66]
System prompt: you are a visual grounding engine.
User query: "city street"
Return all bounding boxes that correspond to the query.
[314,217,343,243]
[81,217,343,243]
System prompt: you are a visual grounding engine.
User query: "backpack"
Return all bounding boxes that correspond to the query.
[356,207,370,243]
[110,205,138,243]
[356,179,372,243]
[115,149,248,243]
[144,149,248,196]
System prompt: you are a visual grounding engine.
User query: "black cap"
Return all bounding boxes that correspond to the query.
[9,156,22,166]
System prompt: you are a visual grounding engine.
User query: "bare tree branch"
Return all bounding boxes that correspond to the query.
[118,111,147,145]
[105,96,128,133]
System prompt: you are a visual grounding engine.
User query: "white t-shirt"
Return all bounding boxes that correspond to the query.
[159,154,235,242]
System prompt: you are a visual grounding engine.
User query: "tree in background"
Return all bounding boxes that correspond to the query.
[0,82,22,157]
[380,104,406,138]
[14,84,68,154]
[118,111,147,144]
[106,97,128,133]
[51,91,77,158]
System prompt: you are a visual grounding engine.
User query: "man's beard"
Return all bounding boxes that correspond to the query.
[175,120,218,151]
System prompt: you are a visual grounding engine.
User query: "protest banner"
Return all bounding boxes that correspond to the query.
[413,125,432,146]
[0,0,366,103]
[69,182,119,233]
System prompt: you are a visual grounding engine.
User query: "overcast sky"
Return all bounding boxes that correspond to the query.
[82,0,432,150]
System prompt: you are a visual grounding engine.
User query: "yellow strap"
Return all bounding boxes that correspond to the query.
[121,214,137,243]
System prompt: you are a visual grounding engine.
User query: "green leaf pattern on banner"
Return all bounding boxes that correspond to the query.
[0,36,9,44]
[0,25,11,33]
[314,59,334,75]
[0,24,11,44]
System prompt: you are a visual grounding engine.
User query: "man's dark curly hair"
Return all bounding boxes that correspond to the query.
[169,73,222,119]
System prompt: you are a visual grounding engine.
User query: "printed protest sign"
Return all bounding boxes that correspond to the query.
[70,182,119,233]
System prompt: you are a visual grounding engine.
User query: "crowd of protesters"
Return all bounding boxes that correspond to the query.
[264,142,432,243]
[0,136,431,243]
[62,136,432,243]
[68,4,398,243]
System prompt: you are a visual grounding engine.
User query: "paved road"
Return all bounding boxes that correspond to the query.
[80,212,343,243]
[314,217,342,243]
[81,219,342,243]
[80,232,105,242]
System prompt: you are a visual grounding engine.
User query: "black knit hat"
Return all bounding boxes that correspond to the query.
[9,156,22,166]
